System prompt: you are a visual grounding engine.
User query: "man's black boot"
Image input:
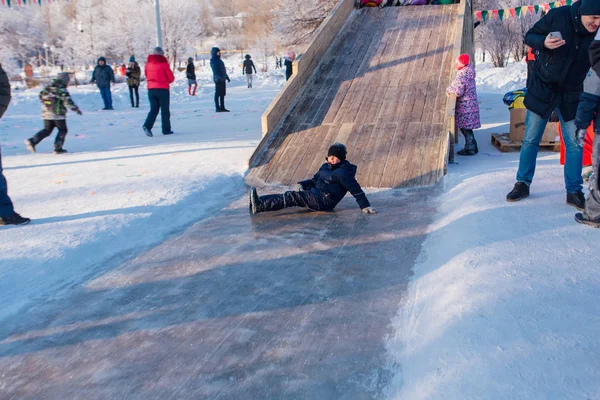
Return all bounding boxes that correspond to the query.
[566,191,586,211]
[506,182,530,202]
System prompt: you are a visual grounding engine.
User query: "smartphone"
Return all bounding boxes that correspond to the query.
[549,31,564,40]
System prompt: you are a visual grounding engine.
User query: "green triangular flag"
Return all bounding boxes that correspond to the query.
[566,0,572,4]
[549,2,556,8]
[482,10,489,21]
[498,9,505,20]
[534,4,540,13]
[516,6,522,16]
[7,0,10,7]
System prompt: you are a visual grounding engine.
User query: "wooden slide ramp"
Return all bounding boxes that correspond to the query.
[247,5,459,188]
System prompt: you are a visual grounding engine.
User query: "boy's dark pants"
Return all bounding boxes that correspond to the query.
[144,89,171,134]
[258,190,333,212]
[31,120,68,150]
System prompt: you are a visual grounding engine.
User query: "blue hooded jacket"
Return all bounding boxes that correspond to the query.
[210,47,229,84]
[299,160,370,210]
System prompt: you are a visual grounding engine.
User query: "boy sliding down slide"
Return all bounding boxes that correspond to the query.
[249,143,376,215]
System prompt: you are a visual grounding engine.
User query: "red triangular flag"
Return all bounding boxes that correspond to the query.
[543,3,550,12]
[17,0,22,6]
[492,9,499,19]
[560,0,566,4]
[528,5,535,13]
[475,10,482,21]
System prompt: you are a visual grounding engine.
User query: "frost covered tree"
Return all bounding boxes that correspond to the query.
[276,0,338,46]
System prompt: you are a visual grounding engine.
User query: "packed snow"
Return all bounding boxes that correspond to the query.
[0,57,285,322]
[385,80,600,397]
[1,55,599,399]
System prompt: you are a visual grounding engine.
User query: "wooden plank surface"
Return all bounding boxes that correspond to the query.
[247,5,460,189]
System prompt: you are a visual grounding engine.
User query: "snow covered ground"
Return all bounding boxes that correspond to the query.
[386,66,600,399]
[0,58,285,322]
[2,56,599,398]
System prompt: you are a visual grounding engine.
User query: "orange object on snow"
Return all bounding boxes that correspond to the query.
[558,124,595,166]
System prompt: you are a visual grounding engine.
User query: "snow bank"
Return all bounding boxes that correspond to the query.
[386,93,600,399]
[0,63,284,322]
[476,61,527,94]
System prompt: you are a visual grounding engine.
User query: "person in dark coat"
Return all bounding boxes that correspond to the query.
[575,33,600,227]
[186,57,197,96]
[90,56,116,110]
[249,143,376,215]
[506,0,600,210]
[284,51,295,81]
[126,56,141,107]
[210,47,230,112]
[0,63,30,226]
[26,72,82,154]
[243,54,257,88]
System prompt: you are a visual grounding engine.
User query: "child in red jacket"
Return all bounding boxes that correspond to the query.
[142,47,175,137]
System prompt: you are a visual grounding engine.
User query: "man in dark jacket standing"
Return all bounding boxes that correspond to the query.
[575,29,600,227]
[210,47,230,112]
[91,56,116,110]
[0,64,30,226]
[249,143,376,215]
[243,54,257,88]
[284,51,295,81]
[143,47,175,137]
[507,0,600,210]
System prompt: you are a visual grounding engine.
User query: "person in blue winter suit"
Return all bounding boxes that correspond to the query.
[210,47,230,112]
[249,143,376,215]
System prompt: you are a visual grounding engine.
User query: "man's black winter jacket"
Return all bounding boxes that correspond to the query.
[524,1,595,121]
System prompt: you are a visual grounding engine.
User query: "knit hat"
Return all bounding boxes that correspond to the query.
[327,142,347,161]
[188,57,194,62]
[456,54,470,70]
[153,47,164,56]
[57,72,70,85]
[581,0,600,15]
[129,55,136,63]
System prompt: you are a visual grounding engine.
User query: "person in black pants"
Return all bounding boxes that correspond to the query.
[284,51,295,81]
[142,47,175,137]
[249,143,376,215]
[126,56,141,107]
[26,73,82,154]
[210,47,230,112]
[243,54,257,88]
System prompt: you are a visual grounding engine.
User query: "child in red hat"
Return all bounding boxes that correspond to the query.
[447,54,481,155]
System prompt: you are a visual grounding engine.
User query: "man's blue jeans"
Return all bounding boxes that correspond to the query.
[516,109,583,194]
[0,148,15,218]
[99,86,113,109]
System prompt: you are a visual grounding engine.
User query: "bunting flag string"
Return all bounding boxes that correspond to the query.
[474,1,580,23]
[1,0,56,6]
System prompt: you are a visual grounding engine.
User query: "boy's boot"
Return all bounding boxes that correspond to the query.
[25,139,36,153]
[192,85,197,96]
[0,213,31,226]
[506,182,530,202]
[188,86,192,96]
[575,213,600,228]
[457,130,478,156]
[250,187,284,214]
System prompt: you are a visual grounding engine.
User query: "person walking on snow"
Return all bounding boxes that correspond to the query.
[284,51,295,81]
[446,54,481,156]
[126,56,141,108]
[142,47,175,137]
[186,57,198,96]
[506,0,600,209]
[575,31,600,227]
[243,54,257,88]
[25,73,82,155]
[91,56,115,110]
[210,47,230,112]
[249,143,376,215]
[0,63,30,226]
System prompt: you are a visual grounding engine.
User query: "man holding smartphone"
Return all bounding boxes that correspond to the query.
[506,0,600,210]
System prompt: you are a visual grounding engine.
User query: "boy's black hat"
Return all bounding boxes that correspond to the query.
[328,142,347,161]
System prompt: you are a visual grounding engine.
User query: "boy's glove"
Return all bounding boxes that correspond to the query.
[297,180,314,191]
[76,110,83,115]
[361,207,376,214]
[227,77,231,83]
